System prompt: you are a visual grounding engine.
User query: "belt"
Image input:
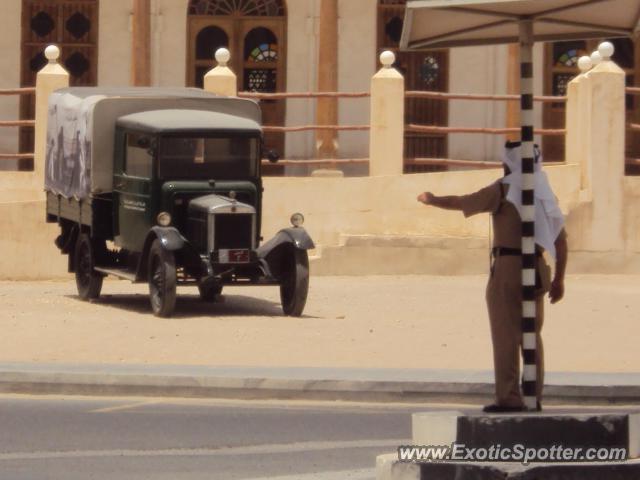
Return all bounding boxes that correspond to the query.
[492,247,542,257]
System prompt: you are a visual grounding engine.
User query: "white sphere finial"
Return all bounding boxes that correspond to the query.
[380,50,396,68]
[578,55,592,73]
[44,45,60,63]
[590,50,602,66]
[215,47,231,67]
[598,41,615,61]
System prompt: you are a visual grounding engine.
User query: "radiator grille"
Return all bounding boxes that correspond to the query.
[214,214,253,250]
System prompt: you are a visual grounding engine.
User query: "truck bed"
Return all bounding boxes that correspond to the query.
[46,191,114,240]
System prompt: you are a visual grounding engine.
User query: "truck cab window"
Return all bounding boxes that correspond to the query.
[125,134,153,178]
[160,136,258,179]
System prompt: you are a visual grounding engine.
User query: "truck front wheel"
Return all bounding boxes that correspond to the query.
[280,248,309,317]
[75,233,104,300]
[148,239,177,317]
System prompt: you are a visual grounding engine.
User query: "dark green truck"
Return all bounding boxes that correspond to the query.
[45,87,313,317]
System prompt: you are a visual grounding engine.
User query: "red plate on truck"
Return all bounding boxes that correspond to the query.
[219,249,250,263]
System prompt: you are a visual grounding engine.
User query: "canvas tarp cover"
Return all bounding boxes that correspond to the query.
[45,87,261,199]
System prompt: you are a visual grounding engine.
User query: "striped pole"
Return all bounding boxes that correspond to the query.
[519,19,537,412]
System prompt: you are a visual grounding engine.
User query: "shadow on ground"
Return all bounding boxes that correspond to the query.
[64,293,294,319]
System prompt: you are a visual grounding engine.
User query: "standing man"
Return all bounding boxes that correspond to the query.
[417,143,568,413]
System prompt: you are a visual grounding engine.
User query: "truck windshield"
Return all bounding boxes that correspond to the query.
[159,136,259,179]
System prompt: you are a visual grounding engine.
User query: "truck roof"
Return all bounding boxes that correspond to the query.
[58,87,228,100]
[117,109,262,133]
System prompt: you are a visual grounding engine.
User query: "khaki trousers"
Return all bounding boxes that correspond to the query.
[486,255,551,407]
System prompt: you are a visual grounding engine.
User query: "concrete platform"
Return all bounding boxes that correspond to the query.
[376,410,640,479]
[377,453,640,480]
[412,411,640,457]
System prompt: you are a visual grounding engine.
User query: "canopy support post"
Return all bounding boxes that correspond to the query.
[519,18,538,412]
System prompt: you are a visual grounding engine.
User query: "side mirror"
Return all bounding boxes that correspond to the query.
[266,149,280,164]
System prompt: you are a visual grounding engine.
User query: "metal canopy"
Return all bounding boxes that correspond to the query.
[401,0,640,49]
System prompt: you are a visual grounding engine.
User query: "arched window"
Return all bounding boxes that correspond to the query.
[377,0,449,173]
[243,27,278,92]
[193,25,230,88]
[20,0,99,170]
[187,0,287,169]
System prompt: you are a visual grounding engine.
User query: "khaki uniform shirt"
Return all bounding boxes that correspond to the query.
[458,181,551,292]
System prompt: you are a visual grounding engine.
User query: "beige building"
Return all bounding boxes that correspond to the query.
[1,0,639,173]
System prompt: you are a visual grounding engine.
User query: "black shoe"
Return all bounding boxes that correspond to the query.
[482,404,527,413]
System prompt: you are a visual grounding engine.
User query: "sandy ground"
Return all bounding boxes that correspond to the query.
[0,275,637,372]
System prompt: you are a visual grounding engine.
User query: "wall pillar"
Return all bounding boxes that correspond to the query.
[204,48,237,97]
[131,0,152,86]
[565,55,593,193]
[369,51,404,177]
[584,42,626,251]
[315,0,338,160]
[506,43,520,142]
[34,46,69,190]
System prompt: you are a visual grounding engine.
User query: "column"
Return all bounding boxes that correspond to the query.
[34,45,69,190]
[315,0,338,161]
[369,51,404,177]
[131,0,151,86]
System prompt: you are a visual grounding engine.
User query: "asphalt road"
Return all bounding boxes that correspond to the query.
[0,395,432,480]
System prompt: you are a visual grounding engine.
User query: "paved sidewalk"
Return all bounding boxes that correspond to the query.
[1,362,640,403]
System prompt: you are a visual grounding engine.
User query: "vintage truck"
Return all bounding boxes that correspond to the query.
[45,87,313,317]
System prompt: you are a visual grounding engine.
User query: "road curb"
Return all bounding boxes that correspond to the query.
[0,364,639,403]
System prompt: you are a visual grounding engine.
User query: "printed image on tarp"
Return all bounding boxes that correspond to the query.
[45,92,103,200]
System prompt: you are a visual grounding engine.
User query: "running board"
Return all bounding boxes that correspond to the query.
[94,267,137,282]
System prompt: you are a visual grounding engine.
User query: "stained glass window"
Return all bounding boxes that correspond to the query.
[553,41,587,67]
[248,43,277,62]
[244,69,276,92]
[189,0,285,16]
[421,55,439,86]
[552,73,573,97]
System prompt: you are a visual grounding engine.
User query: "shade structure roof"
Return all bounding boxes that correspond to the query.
[400,0,640,49]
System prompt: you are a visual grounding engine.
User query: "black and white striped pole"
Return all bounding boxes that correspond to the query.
[518,19,537,412]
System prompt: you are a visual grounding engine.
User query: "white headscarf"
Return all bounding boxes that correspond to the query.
[501,143,565,260]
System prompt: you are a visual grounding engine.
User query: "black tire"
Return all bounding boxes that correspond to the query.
[74,233,104,300]
[280,248,309,317]
[148,239,177,317]
[198,283,223,302]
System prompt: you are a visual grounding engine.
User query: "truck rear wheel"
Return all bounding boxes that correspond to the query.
[148,239,177,317]
[280,248,309,317]
[75,233,104,300]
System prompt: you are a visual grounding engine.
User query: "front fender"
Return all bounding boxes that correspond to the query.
[256,227,314,280]
[150,226,186,251]
[257,227,315,258]
[137,227,189,281]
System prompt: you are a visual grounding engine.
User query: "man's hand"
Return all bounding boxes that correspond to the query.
[417,192,435,205]
[549,278,564,304]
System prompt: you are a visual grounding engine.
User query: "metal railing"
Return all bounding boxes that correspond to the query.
[0,87,35,163]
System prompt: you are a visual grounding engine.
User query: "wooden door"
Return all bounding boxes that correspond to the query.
[543,38,640,171]
[378,0,449,173]
[187,1,286,174]
[20,0,99,170]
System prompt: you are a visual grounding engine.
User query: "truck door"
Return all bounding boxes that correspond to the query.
[114,133,154,253]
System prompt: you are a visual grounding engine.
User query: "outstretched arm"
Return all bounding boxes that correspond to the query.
[417,192,463,211]
[549,229,568,304]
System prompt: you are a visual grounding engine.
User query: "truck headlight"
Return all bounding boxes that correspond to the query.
[290,213,304,227]
[157,212,172,227]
